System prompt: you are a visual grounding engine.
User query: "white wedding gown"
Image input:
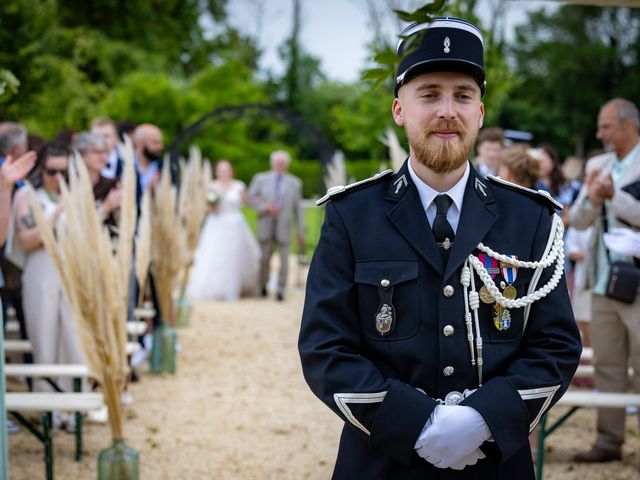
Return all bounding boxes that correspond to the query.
[186,180,261,300]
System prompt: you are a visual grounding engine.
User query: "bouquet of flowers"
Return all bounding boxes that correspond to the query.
[207,188,220,207]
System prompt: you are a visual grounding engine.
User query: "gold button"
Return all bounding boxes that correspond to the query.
[443,325,454,336]
[443,366,454,376]
[380,279,390,287]
[443,285,454,297]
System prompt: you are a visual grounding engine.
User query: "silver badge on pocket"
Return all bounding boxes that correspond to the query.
[375,304,394,336]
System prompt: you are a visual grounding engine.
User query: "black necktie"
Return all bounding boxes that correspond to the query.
[432,194,455,260]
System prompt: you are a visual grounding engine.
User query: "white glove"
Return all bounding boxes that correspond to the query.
[448,448,486,470]
[416,405,491,469]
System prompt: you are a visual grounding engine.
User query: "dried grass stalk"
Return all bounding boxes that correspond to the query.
[28,148,137,442]
[178,146,211,257]
[135,190,152,302]
[151,160,188,324]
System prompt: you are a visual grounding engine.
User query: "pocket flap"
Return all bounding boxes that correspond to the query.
[354,260,418,287]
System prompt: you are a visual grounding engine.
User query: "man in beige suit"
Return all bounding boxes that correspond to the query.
[248,150,304,301]
[571,98,640,464]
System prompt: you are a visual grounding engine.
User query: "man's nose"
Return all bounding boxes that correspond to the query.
[437,96,456,119]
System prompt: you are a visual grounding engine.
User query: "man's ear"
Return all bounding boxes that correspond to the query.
[478,102,485,129]
[392,99,404,126]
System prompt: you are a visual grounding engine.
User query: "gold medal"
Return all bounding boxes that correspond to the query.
[493,304,503,330]
[503,285,517,300]
[479,286,495,304]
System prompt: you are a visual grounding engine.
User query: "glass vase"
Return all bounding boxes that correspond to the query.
[97,440,139,480]
[174,298,192,328]
[149,324,176,374]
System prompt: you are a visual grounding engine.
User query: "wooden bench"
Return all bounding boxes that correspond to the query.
[4,363,98,463]
[6,392,104,480]
[5,339,140,356]
[3,339,31,353]
[535,390,640,480]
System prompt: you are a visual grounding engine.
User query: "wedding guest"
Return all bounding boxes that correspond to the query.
[7,143,83,431]
[248,150,304,301]
[91,117,124,180]
[187,160,260,300]
[472,127,504,178]
[497,145,539,188]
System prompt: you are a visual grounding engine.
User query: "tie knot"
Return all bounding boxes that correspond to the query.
[434,194,452,215]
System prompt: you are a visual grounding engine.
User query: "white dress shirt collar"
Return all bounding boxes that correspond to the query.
[407,159,470,233]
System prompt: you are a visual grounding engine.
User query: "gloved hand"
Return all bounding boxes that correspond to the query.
[448,448,486,470]
[414,405,491,469]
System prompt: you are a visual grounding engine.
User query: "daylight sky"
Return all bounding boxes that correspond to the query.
[226,0,559,82]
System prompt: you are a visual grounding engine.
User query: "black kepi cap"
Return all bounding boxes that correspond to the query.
[394,17,485,97]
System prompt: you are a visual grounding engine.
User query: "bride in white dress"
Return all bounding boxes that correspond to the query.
[186,160,261,300]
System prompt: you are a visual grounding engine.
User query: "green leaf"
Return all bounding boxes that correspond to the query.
[393,10,417,22]
[362,68,391,82]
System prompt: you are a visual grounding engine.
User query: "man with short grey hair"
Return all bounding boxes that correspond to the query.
[571,97,640,464]
[248,150,305,301]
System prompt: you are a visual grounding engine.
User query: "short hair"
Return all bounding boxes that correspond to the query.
[73,132,108,156]
[270,149,291,166]
[116,120,136,142]
[499,145,539,189]
[90,117,116,130]
[605,98,640,131]
[0,122,27,156]
[477,127,504,146]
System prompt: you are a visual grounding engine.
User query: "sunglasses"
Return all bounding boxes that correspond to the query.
[44,168,68,176]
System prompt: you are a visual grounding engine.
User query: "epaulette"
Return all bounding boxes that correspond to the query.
[486,175,563,211]
[316,169,394,206]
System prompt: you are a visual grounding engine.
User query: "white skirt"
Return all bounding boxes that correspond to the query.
[186,211,261,301]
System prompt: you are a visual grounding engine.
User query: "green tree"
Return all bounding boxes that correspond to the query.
[503,5,640,158]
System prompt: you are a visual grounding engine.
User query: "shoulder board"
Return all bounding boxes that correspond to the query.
[316,169,394,206]
[486,175,563,211]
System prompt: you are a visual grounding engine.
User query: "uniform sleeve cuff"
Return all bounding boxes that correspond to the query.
[370,380,437,466]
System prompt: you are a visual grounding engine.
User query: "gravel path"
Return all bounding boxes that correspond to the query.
[7,272,640,479]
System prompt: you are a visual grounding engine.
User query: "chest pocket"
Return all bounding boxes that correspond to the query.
[477,271,531,343]
[354,260,419,341]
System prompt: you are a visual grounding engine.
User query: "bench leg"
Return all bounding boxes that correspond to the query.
[73,377,83,461]
[42,412,53,480]
[536,415,547,480]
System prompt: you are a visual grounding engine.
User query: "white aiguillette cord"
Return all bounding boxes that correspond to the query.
[460,214,565,387]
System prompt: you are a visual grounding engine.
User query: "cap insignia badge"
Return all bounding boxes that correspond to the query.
[443,37,451,54]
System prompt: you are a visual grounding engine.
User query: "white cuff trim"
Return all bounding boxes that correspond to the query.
[518,385,561,432]
[333,391,387,436]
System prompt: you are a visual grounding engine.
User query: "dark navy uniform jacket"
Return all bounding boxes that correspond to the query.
[298,161,581,479]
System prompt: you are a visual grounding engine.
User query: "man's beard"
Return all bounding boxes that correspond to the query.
[410,120,477,174]
[144,146,163,163]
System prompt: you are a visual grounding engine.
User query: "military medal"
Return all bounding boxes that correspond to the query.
[503,285,517,299]
[479,286,494,304]
[478,253,499,279]
[375,280,395,336]
[375,304,394,335]
[500,256,519,285]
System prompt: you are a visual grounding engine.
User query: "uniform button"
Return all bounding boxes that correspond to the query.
[443,285,454,297]
[443,325,454,336]
[380,279,390,287]
[443,366,454,376]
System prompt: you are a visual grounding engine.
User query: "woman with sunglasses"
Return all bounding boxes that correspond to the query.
[6,141,84,431]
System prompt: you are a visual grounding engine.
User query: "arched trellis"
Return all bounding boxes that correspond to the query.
[166,103,337,167]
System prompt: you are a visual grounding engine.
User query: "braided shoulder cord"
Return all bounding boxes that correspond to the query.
[468,214,565,309]
[475,214,564,269]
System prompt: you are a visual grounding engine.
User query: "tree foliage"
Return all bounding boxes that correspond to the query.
[503,5,640,158]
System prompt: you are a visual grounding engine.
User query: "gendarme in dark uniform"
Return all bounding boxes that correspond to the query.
[298,17,581,479]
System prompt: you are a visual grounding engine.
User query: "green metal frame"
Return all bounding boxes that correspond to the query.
[1,316,9,480]
[535,407,581,480]
[10,411,53,480]
[7,375,87,480]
